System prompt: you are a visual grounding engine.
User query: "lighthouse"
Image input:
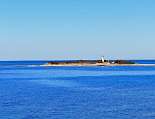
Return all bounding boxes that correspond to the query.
[101,56,105,63]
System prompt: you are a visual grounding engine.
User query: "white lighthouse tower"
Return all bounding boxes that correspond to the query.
[101,56,105,63]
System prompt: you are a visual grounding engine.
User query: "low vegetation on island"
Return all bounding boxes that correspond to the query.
[43,57,136,66]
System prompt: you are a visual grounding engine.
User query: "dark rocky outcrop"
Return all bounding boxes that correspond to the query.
[114,60,135,64]
[47,60,104,65]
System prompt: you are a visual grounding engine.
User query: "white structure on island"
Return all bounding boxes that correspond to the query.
[101,56,105,63]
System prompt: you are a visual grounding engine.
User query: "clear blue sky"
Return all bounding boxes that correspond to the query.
[0,0,155,60]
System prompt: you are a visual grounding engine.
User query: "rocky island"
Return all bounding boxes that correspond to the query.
[42,57,144,67]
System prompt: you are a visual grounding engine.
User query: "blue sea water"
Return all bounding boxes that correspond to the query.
[0,60,155,119]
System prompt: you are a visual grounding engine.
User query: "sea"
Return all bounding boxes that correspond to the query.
[0,60,155,119]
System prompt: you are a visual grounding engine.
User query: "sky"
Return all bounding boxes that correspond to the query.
[0,0,155,60]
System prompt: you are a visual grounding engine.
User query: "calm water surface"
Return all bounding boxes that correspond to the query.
[0,60,155,119]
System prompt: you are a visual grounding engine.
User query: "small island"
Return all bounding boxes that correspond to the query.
[42,57,155,67]
[42,57,152,66]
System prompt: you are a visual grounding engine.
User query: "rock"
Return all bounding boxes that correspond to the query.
[114,60,135,64]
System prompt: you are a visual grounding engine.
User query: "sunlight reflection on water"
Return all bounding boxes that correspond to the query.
[30,79,81,87]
